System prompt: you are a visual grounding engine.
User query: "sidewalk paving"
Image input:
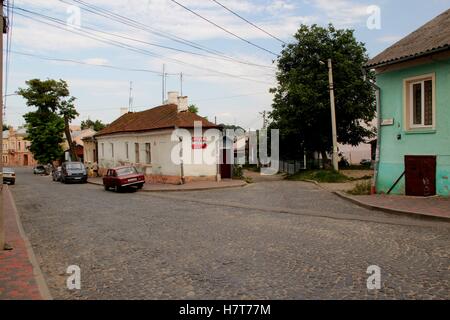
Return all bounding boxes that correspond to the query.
[335,192,450,221]
[88,177,247,192]
[0,186,51,300]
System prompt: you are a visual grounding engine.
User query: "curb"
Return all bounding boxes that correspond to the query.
[87,180,248,192]
[333,190,450,223]
[5,185,53,300]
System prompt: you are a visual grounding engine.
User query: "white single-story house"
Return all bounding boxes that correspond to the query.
[95,92,228,184]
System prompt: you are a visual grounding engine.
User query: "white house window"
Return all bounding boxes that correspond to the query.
[145,143,151,164]
[101,143,104,157]
[405,74,435,130]
[135,143,140,163]
[111,143,114,157]
[125,142,129,159]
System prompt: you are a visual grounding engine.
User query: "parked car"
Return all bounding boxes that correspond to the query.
[33,165,46,175]
[61,162,88,184]
[52,166,62,182]
[103,166,145,192]
[360,159,372,166]
[3,168,16,185]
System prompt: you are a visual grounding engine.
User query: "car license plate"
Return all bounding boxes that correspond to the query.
[128,178,137,182]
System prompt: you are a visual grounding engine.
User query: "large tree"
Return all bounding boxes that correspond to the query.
[269,24,376,161]
[18,79,79,163]
[81,119,106,132]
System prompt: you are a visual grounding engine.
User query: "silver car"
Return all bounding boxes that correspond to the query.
[3,167,16,185]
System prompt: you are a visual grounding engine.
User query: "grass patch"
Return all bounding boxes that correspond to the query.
[347,180,372,195]
[286,170,350,183]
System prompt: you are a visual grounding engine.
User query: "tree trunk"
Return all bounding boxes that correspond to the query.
[64,118,78,162]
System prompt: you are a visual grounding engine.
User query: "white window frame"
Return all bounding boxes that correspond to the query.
[125,142,129,160]
[403,73,436,131]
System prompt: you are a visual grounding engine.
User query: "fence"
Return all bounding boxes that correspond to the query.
[278,160,307,175]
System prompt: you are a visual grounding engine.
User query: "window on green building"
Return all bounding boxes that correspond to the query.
[405,74,435,129]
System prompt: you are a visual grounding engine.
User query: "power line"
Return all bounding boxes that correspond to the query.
[209,0,286,45]
[169,0,279,56]
[11,7,275,85]
[8,50,177,75]
[62,0,275,69]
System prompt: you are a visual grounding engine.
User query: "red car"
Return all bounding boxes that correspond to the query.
[103,166,145,192]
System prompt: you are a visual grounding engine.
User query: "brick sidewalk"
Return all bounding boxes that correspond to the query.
[88,177,247,192]
[336,192,450,221]
[0,186,50,300]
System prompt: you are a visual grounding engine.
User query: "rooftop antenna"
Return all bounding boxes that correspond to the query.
[128,81,134,112]
[180,72,183,96]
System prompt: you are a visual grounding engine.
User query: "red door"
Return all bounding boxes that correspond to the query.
[405,156,436,197]
[220,149,232,179]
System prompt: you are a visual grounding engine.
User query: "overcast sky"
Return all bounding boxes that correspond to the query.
[4,0,450,130]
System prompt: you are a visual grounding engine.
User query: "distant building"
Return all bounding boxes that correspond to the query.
[2,127,37,167]
[62,128,96,163]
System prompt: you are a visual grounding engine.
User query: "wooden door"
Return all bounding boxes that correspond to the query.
[405,156,436,197]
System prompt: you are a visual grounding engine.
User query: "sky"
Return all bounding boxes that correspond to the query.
[3,0,450,130]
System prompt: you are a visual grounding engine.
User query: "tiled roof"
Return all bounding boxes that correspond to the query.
[366,9,450,68]
[95,104,217,137]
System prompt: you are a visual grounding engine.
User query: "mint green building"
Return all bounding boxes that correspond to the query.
[367,9,450,197]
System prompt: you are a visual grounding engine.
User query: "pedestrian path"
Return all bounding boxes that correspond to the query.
[0,186,51,300]
[335,192,450,221]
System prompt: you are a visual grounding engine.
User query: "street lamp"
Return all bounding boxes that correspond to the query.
[320,59,339,172]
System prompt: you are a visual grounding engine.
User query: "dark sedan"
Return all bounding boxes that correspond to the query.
[61,162,88,184]
[103,166,145,192]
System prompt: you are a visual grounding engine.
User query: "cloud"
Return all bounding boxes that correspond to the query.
[83,58,109,65]
[309,0,371,27]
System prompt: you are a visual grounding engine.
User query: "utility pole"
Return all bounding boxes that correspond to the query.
[162,64,166,104]
[1,0,5,251]
[327,59,339,172]
[260,111,267,129]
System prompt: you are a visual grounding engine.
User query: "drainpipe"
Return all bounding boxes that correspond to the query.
[363,68,381,195]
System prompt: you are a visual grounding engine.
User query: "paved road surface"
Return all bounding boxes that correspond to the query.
[9,168,450,299]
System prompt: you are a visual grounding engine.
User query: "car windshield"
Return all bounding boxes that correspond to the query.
[66,163,83,170]
[3,168,14,173]
[116,167,137,176]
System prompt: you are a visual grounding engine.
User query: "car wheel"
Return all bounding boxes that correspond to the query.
[114,185,121,193]
[10,182,15,186]
[104,185,109,191]
[137,184,144,190]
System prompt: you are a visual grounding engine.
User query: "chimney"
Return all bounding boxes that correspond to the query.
[120,107,129,116]
[167,91,179,105]
[177,96,188,113]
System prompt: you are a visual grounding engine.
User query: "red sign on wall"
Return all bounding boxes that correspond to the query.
[192,137,207,149]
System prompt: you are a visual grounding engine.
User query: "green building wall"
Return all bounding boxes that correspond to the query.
[376,59,450,196]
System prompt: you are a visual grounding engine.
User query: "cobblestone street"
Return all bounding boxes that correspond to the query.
[9,168,450,300]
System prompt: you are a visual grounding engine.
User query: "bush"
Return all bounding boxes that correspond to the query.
[347,180,372,195]
[286,170,349,183]
[233,165,244,179]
